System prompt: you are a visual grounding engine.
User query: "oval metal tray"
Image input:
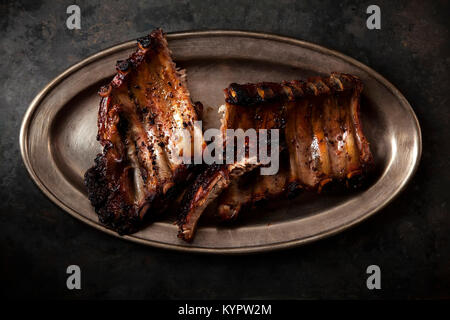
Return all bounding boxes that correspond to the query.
[20,31,421,253]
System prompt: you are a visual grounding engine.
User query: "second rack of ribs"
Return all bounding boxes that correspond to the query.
[178,73,373,241]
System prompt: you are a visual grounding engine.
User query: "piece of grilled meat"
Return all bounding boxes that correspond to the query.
[178,73,373,239]
[85,30,204,234]
[177,97,285,241]
[217,159,291,221]
[177,161,258,241]
[217,73,373,222]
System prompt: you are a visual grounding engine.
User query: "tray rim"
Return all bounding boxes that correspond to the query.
[19,30,422,254]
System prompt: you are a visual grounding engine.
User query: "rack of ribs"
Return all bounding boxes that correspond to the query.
[178,73,373,240]
[84,30,205,235]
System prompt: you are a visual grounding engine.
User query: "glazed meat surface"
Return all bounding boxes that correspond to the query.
[217,160,291,222]
[85,30,204,234]
[178,73,373,239]
[177,97,286,241]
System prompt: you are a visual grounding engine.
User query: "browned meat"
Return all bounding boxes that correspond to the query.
[177,161,258,241]
[85,30,204,234]
[217,161,290,221]
[178,73,373,238]
[283,74,373,190]
[217,73,373,222]
[177,98,285,241]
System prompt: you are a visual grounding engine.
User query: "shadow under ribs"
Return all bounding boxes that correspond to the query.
[84,30,204,234]
[178,73,373,240]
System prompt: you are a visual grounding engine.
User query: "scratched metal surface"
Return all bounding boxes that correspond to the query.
[1,0,449,298]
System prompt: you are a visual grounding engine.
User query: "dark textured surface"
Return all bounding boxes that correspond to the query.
[1,0,449,299]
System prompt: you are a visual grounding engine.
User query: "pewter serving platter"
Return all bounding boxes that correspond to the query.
[20,31,421,253]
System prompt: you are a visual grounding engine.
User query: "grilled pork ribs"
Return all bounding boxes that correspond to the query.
[177,73,373,240]
[85,30,373,241]
[215,74,373,223]
[84,30,204,234]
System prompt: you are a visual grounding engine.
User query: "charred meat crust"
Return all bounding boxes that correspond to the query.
[177,164,227,241]
[181,73,373,231]
[84,153,142,235]
[177,161,258,241]
[85,29,203,235]
[224,73,372,186]
[224,73,362,106]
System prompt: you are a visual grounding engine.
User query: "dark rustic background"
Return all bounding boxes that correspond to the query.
[1,0,449,299]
